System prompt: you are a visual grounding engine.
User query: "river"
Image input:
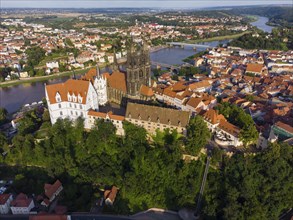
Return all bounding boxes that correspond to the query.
[0,15,272,113]
[250,16,274,33]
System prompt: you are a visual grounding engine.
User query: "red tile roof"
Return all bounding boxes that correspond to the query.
[0,194,12,205]
[11,193,32,208]
[46,79,90,104]
[44,180,62,200]
[107,71,127,93]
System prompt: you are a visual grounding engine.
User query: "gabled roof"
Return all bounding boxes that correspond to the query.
[246,63,263,73]
[104,186,118,203]
[88,110,125,121]
[0,193,12,205]
[140,84,154,97]
[44,180,62,200]
[219,119,241,137]
[11,193,32,208]
[186,97,203,109]
[202,109,225,125]
[45,79,90,104]
[107,71,127,93]
[126,102,190,127]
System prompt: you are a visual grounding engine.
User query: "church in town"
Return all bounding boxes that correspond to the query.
[45,39,155,129]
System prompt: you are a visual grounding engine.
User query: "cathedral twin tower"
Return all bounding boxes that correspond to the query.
[125,39,151,97]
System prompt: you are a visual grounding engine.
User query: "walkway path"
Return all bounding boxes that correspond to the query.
[195,155,211,216]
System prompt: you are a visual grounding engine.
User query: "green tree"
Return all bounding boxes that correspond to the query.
[0,108,8,125]
[185,116,211,156]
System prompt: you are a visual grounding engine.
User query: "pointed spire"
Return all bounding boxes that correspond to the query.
[113,46,118,71]
[96,65,100,78]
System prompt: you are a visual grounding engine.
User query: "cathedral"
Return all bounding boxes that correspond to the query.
[85,38,154,105]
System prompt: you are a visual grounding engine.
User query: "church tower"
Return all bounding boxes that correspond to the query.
[94,66,108,105]
[126,38,151,97]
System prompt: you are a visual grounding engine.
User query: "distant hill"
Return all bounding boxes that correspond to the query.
[229,6,293,27]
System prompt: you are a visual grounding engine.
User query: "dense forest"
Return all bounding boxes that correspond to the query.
[0,110,210,213]
[0,108,292,218]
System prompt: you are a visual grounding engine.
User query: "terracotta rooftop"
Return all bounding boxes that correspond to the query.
[88,110,125,121]
[140,84,154,97]
[11,193,32,208]
[44,180,62,200]
[46,79,90,105]
[246,63,263,74]
[186,97,203,109]
[202,109,226,125]
[219,119,241,137]
[107,71,127,93]
[0,193,12,205]
[29,215,68,220]
[104,186,118,203]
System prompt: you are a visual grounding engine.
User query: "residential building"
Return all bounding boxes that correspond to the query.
[86,110,125,136]
[0,193,13,214]
[44,180,63,203]
[10,193,35,215]
[104,186,118,206]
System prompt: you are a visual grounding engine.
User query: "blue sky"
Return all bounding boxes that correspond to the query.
[1,0,292,8]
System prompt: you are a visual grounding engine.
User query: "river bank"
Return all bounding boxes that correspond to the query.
[0,67,92,88]
[185,31,251,44]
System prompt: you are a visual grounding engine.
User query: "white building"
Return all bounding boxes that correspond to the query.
[10,193,35,215]
[0,193,13,214]
[45,79,99,126]
[46,61,59,69]
[93,67,108,106]
[86,110,125,136]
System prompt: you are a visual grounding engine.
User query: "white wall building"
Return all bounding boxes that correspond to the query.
[45,79,99,126]
[46,61,59,69]
[10,193,35,215]
[0,194,13,214]
[93,67,108,106]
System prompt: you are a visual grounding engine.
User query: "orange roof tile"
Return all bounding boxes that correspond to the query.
[246,63,263,74]
[140,84,154,97]
[107,71,127,93]
[219,119,241,137]
[46,79,90,104]
[44,180,62,200]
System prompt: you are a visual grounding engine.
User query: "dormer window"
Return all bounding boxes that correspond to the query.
[72,94,77,102]
[68,93,72,102]
[78,93,83,103]
[55,92,61,103]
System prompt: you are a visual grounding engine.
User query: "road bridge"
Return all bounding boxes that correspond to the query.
[166,42,210,49]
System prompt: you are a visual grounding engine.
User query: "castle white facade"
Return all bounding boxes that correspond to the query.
[93,67,108,106]
[45,78,99,126]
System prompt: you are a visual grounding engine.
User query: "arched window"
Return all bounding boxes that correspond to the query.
[139,70,143,77]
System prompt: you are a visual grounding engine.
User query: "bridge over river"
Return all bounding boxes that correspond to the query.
[166,42,211,49]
